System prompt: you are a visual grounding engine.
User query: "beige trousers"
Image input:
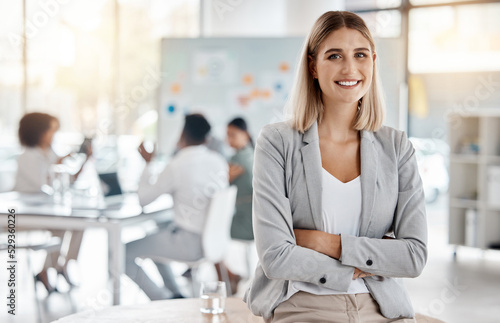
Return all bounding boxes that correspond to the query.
[272,291,416,323]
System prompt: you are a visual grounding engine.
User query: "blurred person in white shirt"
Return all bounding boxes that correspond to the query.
[126,114,228,299]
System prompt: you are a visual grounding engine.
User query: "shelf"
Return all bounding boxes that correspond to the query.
[487,205,500,212]
[449,154,500,164]
[448,111,500,250]
[450,154,480,164]
[447,108,500,118]
[484,155,500,164]
[450,198,478,209]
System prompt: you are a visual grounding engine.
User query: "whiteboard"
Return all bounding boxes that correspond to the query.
[157,37,402,155]
[158,37,304,155]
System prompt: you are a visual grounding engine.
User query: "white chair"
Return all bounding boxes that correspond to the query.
[232,238,256,279]
[151,185,238,297]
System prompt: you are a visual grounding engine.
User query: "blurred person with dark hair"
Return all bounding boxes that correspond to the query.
[226,117,254,241]
[126,114,228,300]
[215,117,255,294]
[171,113,226,158]
[14,112,91,292]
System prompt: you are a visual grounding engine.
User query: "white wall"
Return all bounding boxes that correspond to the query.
[202,0,345,36]
[284,0,345,36]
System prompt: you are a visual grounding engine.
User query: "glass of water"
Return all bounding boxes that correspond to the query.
[49,164,71,205]
[200,281,226,314]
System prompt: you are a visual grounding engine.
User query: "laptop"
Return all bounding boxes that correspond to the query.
[98,172,124,206]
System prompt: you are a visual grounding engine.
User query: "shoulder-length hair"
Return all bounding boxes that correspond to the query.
[285,11,385,133]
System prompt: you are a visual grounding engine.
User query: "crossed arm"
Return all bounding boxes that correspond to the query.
[294,229,396,279]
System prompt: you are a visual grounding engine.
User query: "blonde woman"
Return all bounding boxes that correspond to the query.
[244,11,427,322]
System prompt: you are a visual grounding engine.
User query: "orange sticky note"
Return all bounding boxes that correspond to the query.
[279,62,290,72]
[242,74,254,85]
[171,83,182,94]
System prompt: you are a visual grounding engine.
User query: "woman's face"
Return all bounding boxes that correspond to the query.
[227,125,248,150]
[39,119,59,148]
[310,27,375,107]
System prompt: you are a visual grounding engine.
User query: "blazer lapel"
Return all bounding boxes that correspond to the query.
[359,130,378,237]
[300,122,323,229]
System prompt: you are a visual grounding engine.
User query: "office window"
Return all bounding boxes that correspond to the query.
[409,3,500,73]
[346,0,402,11]
[410,0,471,5]
[117,0,200,137]
[1,0,200,141]
[358,10,402,38]
[0,0,23,139]
[24,0,115,142]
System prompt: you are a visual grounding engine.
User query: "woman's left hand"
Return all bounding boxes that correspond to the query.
[294,229,341,259]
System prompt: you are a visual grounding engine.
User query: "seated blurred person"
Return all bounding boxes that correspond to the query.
[126,114,228,300]
[13,112,91,292]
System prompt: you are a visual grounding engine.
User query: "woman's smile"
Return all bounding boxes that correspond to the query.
[335,79,361,88]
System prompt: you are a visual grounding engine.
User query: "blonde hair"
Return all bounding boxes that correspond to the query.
[285,11,385,133]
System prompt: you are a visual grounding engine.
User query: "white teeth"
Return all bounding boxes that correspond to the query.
[337,81,358,86]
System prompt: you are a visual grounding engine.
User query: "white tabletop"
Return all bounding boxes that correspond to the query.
[0,191,173,220]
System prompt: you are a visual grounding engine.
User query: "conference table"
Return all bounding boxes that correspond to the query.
[0,191,173,305]
[54,297,265,323]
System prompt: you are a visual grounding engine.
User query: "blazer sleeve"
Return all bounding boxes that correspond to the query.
[340,131,428,278]
[253,125,354,291]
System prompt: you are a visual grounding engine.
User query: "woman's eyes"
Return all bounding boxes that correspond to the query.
[328,53,367,59]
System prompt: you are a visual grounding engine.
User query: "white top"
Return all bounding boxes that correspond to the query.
[289,168,369,296]
[13,147,59,193]
[138,145,228,234]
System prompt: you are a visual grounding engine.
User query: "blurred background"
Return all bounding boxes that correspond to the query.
[1,0,500,322]
[1,0,500,196]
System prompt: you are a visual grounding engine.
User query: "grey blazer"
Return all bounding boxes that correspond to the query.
[244,121,427,320]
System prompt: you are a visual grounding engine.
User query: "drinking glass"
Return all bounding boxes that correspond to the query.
[49,164,71,205]
[200,281,226,314]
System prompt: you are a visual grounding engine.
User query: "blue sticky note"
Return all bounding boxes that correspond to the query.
[166,104,175,114]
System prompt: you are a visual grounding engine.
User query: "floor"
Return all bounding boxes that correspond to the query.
[1,194,500,323]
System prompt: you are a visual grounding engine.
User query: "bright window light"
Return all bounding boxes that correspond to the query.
[409,3,500,73]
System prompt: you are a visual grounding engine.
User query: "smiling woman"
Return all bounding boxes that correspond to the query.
[285,12,385,135]
[244,11,429,323]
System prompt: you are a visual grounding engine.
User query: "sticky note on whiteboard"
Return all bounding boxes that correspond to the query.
[488,166,500,208]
